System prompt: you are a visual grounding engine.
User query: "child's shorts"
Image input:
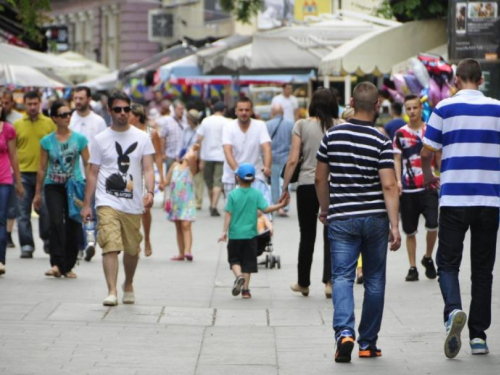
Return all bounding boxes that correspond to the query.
[227,238,258,273]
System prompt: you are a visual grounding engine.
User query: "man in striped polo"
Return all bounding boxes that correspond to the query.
[421,58,500,359]
[315,82,401,363]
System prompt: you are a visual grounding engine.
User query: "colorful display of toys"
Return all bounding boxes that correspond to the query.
[390,54,456,122]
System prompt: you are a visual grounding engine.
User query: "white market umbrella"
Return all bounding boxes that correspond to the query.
[80,70,119,91]
[55,51,111,83]
[0,43,83,68]
[0,65,71,87]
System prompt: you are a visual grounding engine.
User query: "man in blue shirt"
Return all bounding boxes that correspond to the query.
[266,105,294,216]
[384,102,406,141]
[421,58,500,359]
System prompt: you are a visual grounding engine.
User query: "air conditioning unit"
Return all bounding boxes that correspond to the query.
[148,9,174,42]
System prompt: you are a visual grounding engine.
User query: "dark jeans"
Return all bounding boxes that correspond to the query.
[17,172,50,252]
[44,184,80,274]
[0,184,12,264]
[296,184,331,287]
[437,206,499,340]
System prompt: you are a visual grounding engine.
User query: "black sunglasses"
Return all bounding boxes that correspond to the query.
[111,106,131,114]
[56,112,72,118]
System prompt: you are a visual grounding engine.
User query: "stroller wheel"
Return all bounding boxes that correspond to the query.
[277,256,281,269]
[265,254,269,268]
[270,255,276,269]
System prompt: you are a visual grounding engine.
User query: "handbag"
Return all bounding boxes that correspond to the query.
[51,134,86,222]
[280,155,303,184]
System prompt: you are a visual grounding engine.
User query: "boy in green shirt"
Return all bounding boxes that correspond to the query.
[218,163,288,299]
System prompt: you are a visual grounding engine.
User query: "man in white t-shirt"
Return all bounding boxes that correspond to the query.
[271,83,299,123]
[222,97,272,200]
[70,86,107,262]
[81,90,155,307]
[196,102,230,216]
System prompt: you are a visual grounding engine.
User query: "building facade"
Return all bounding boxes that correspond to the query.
[50,0,161,70]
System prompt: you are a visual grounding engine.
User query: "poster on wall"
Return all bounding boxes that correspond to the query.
[448,0,500,61]
[294,0,332,21]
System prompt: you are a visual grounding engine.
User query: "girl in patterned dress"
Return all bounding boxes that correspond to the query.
[165,144,199,261]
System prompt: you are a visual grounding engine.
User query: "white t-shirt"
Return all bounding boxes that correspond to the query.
[6,110,23,125]
[271,94,298,123]
[70,111,107,178]
[221,119,271,184]
[197,114,230,162]
[90,126,155,214]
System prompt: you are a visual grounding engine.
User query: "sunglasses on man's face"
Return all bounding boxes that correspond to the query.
[56,112,72,119]
[111,106,131,114]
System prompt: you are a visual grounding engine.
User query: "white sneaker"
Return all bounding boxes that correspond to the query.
[122,285,135,304]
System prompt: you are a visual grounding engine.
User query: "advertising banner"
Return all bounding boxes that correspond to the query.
[294,0,332,21]
[448,0,500,61]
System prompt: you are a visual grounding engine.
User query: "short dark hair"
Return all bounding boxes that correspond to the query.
[330,87,342,101]
[309,87,339,132]
[0,89,14,101]
[0,103,6,122]
[74,86,91,98]
[456,58,482,84]
[23,91,40,102]
[50,100,69,118]
[236,97,253,108]
[391,102,403,116]
[404,94,419,104]
[107,90,131,108]
[210,96,220,106]
[352,82,379,113]
[282,82,292,89]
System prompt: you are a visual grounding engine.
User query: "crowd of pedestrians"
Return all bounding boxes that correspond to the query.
[0,57,498,363]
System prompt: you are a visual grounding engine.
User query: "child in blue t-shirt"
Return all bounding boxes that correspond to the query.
[218,163,288,299]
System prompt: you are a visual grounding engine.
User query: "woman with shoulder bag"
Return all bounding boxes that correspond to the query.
[34,101,89,278]
[280,88,339,298]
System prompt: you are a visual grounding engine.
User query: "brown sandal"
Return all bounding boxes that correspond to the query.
[64,271,77,278]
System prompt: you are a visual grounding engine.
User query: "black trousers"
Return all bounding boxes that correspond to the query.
[437,206,499,340]
[296,184,331,287]
[44,184,80,274]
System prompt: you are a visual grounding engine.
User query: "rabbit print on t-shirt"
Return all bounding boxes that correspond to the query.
[105,141,138,199]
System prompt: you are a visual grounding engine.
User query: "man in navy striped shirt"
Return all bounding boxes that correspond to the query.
[316,82,401,363]
[421,58,500,359]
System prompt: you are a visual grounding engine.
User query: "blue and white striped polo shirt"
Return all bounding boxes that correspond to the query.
[423,89,500,207]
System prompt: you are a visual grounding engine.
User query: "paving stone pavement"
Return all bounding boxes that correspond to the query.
[1,195,500,374]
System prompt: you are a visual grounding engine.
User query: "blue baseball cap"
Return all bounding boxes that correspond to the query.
[236,163,256,181]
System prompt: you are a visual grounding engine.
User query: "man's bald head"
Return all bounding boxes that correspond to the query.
[271,104,283,118]
[352,82,379,115]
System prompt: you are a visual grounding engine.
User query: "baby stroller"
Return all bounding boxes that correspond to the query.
[257,230,281,269]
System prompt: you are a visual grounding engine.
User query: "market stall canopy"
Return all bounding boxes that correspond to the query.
[54,51,111,84]
[249,12,399,70]
[197,35,252,74]
[0,65,71,87]
[0,43,83,68]
[120,44,197,80]
[157,55,201,82]
[320,19,447,76]
[80,70,119,91]
[222,45,252,71]
[170,71,315,85]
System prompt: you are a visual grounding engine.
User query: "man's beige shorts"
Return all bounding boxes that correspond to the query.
[97,206,142,256]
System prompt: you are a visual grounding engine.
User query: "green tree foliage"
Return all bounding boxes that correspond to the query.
[377,0,447,22]
[1,0,52,42]
[219,0,264,23]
